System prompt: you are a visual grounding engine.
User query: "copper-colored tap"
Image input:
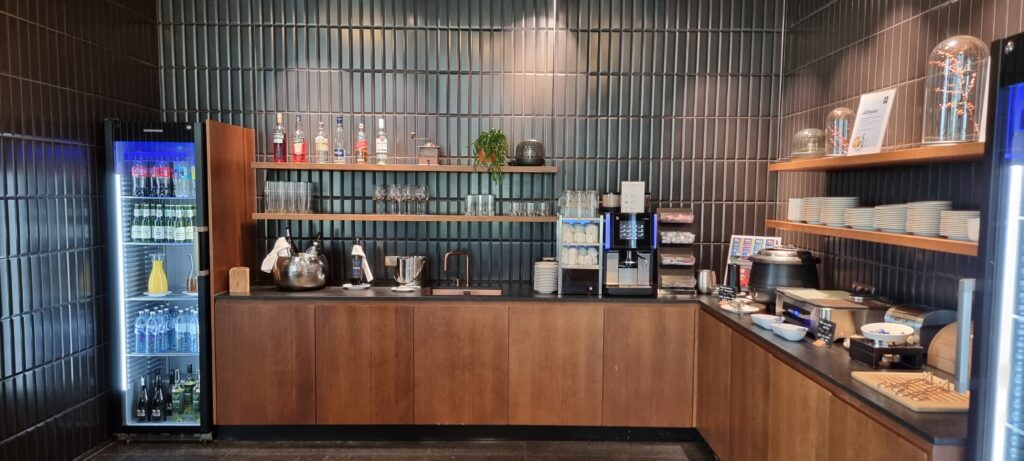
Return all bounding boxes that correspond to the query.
[443,250,470,287]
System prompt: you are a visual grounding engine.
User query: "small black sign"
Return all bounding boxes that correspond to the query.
[718,286,736,300]
[816,319,837,345]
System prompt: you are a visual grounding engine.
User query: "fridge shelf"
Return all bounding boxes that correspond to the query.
[126,352,200,357]
[124,242,195,247]
[127,420,200,427]
[123,196,196,201]
[126,295,199,302]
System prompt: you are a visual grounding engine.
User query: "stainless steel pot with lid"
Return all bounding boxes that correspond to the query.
[747,245,820,304]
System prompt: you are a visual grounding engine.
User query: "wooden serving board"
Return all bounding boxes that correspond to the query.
[852,371,969,413]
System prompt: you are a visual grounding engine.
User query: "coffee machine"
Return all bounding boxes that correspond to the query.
[604,212,656,296]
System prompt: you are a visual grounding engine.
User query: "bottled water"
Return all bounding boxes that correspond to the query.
[189,309,199,353]
[176,309,189,353]
[166,308,177,352]
[146,311,160,353]
[135,310,149,353]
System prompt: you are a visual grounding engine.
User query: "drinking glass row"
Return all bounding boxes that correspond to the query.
[372,184,429,214]
[265,181,313,213]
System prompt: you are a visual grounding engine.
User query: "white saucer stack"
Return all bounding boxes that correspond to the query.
[874,204,908,233]
[787,198,804,222]
[906,201,953,237]
[939,210,981,241]
[802,197,824,224]
[533,260,558,294]
[843,208,876,230]
[821,197,859,227]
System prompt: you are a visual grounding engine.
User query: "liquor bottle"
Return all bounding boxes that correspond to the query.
[333,116,347,163]
[314,121,330,163]
[272,113,287,162]
[137,204,152,243]
[305,231,324,256]
[193,370,201,424]
[151,373,165,421]
[135,376,149,422]
[152,205,165,242]
[291,115,307,163]
[171,369,185,421]
[174,206,187,243]
[131,204,144,242]
[350,238,364,285]
[354,122,368,164]
[163,206,176,245]
[374,118,388,164]
[183,364,197,417]
[283,227,299,255]
[165,369,175,419]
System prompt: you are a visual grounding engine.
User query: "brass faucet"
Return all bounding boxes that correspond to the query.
[443,250,471,287]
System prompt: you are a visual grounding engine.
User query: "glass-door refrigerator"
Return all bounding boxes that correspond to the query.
[104,120,211,438]
[972,32,1024,460]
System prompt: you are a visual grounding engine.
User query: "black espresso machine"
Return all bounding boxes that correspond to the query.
[604,212,656,296]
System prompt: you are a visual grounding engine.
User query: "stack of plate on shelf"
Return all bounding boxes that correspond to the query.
[802,197,824,224]
[843,208,876,230]
[906,201,953,237]
[874,204,908,233]
[821,197,860,227]
[939,210,981,241]
[787,198,804,222]
[533,260,558,294]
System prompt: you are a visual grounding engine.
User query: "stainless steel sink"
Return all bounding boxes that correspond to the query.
[430,287,503,296]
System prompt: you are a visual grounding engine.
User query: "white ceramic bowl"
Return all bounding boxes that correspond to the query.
[771,323,808,341]
[751,314,784,330]
[967,217,980,242]
[861,322,915,344]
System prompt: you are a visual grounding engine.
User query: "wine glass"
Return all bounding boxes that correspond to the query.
[414,185,429,214]
[372,185,387,213]
[387,184,400,214]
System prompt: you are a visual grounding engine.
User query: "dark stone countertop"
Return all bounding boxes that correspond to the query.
[218,283,700,304]
[697,297,968,446]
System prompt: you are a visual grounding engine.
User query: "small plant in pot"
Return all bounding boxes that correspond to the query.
[469,128,510,183]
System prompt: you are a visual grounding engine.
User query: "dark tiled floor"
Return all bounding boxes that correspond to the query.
[88,440,718,461]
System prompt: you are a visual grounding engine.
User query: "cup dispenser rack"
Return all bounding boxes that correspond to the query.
[656,207,697,296]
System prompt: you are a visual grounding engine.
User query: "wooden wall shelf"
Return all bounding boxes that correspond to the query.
[767,142,984,172]
[252,161,557,173]
[765,220,977,256]
[253,213,558,223]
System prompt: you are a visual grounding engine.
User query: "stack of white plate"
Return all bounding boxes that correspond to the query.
[906,201,953,237]
[533,260,558,294]
[787,198,804,222]
[821,197,860,227]
[843,208,876,230]
[802,197,824,224]
[939,210,981,241]
[874,204,908,233]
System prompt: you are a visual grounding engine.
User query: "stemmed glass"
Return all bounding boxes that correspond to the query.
[387,184,400,214]
[372,185,387,213]
[413,185,429,214]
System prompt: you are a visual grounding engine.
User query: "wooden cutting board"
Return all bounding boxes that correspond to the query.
[852,371,969,413]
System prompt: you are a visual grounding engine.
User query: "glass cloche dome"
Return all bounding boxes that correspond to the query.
[825,107,854,157]
[922,35,990,144]
[789,128,826,159]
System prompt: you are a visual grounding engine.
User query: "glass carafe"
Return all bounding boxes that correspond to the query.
[148,253,169,295]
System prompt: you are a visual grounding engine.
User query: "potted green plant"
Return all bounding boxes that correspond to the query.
[469,128,510,183]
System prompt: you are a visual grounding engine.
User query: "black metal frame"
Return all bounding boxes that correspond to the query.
[969,32,1024,461]
[103,120,213,438]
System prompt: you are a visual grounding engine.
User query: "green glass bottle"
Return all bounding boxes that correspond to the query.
[171,368,185,421]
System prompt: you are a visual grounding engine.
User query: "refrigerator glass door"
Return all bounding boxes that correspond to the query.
[112,138,203,428]
[987,80,1024,459]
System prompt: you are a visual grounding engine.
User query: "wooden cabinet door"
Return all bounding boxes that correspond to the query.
[509,303,603,425]
[767,358,832,461]
[603,305,697,427]
[315,303,414,424]
[413,304,509,424]
[828,396,928,461]
[695,311,732,459]
[213,300,315,425]
[728,332,772,461]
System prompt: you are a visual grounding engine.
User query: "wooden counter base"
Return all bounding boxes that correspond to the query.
[213,299,697,428]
